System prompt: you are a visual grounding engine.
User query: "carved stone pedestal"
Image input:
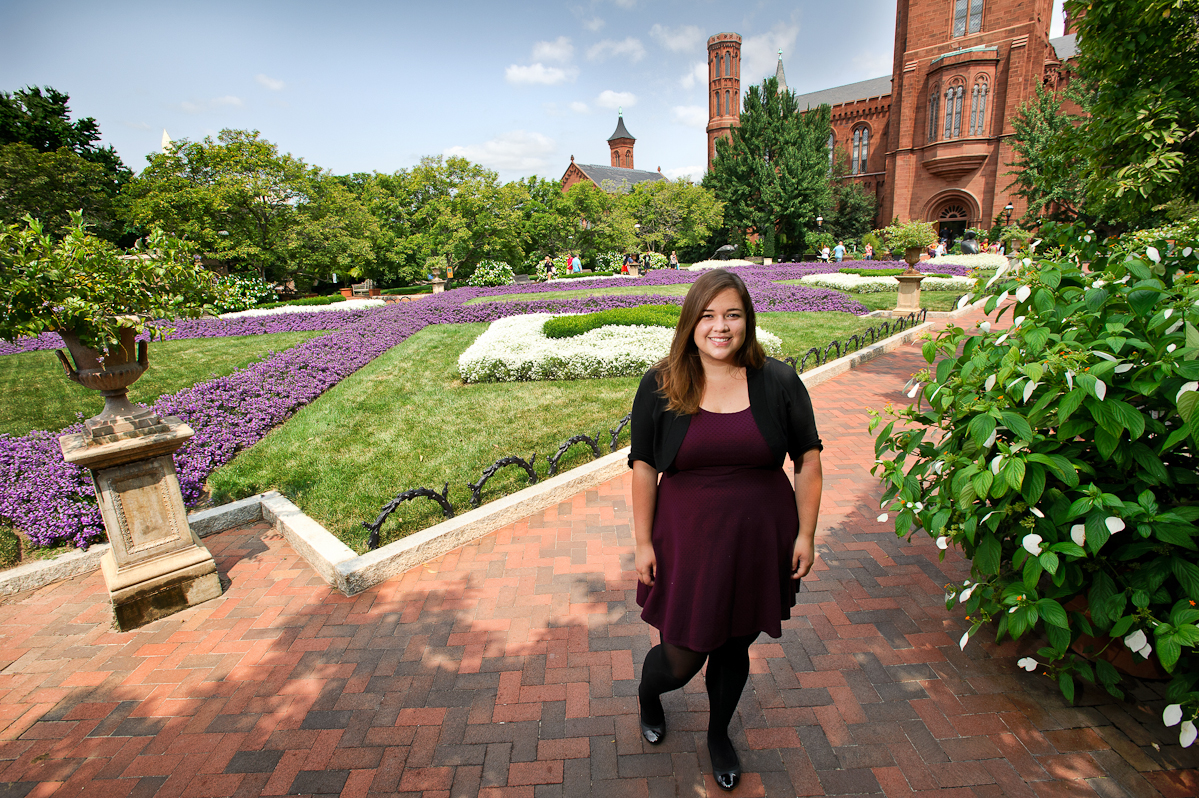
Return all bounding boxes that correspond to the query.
[59,420,222,630]
[895,273,926,312]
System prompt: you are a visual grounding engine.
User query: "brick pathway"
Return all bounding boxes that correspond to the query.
[1,312,1197,797]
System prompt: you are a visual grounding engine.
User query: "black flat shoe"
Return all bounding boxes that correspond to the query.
[638,697,665,744]
[708,735,741,791]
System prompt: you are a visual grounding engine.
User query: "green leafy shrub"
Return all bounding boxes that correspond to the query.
[542,305,680,339]
[881,220,938,252]
[213,274,278,313]
[0,526,19,568]
[871,221,1199,745]
[466,259,515,287]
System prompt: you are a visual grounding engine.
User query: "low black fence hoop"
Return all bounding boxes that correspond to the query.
[363,482,454,550]
[799,346,822,372]
[547,433,603,477]
[823,340,841,362]
[468,454,538,507]
[609,412,632,452]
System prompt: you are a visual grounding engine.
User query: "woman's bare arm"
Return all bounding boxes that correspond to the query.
[631,460,659,586]
[791,448,823,579]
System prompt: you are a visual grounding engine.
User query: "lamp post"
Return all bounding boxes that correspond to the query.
[1004,203,1013,225]
[816,216,823,227]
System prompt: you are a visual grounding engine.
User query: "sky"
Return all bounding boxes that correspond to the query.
[0,0,1065,184]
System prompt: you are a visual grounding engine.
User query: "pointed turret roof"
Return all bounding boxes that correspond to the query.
[607,110,635,142]
[775,49,788,94]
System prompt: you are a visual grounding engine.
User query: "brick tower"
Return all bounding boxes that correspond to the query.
[706,32,741,169]
[608,110,635,169]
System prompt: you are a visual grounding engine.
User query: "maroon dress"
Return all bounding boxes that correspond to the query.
[635,407,799,652]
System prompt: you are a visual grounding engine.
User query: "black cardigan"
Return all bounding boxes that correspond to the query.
[628,358,823,473]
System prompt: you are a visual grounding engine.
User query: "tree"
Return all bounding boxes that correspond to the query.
[705,77,833,257]
[1006,82,1089,224]
[626,178,723,255]
[561,180,637,263]
[1064,0,1199,221]
[126,129,326,282]
[0,86,130,240]
[824,152,878,245]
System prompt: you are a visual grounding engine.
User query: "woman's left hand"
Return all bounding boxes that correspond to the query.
[791,534,815,579]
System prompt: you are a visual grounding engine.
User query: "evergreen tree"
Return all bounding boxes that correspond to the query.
[704,76,832,257]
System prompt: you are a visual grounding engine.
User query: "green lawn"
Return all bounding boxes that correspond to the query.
[206,312,877,553]
[465,284,692,304]
[0,331,326,437]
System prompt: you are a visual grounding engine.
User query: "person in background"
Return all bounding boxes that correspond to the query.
[571,253,582,273]
[543,255,554,280]
[670,251,680,270]
[819,244,831,262]
[833,241,846,262]
[623,253,634,275]
[863,242,873,261]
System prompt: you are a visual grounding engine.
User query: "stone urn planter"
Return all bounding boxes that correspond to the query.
[56,325,169,443]
[902,246,924,274]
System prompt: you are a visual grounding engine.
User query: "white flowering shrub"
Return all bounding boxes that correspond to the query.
[219,298,384,318]
[687,259,754,270]
[641,252,669,270]
[459,313,783,383]
[466,260,515,287]
[927,253,1011,271]
[595,252,623,272]
[213,274,277,312]
[800,273,975,294]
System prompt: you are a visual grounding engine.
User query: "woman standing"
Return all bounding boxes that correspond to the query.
[669,251,680,269]
[628,269,823,791]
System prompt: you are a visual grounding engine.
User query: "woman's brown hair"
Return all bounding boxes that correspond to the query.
[655,269,765,415]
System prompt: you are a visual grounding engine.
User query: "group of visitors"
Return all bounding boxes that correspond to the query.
[620,251,681,274]
[540,253,583,279]
[818,241,851,262]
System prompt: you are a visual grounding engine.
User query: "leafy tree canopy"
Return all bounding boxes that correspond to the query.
[705,77,833,256]
[1064,0,1199,221]
[626,178,723,256]
[0,86,130,240]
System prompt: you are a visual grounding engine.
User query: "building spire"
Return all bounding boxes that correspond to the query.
[775,49,788,94]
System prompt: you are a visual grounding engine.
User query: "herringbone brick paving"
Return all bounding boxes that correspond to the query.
[1,310,1196,797]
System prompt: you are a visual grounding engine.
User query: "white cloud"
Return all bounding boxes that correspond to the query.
[256,73,285,91]
[570,101,590,114]
[742,23,800,84]
[663,165,704,181]
[611,0,637,7]
[671,105,707,129]
[587,37,645,62]
[505,63,576,85]
[650,24,703,53]
[120,120,151,130]
[444,130,557,172]
[180,96,244,113]
[852,49,892,78]
[680,62,707,90]
[533,36,573,63]
[583,17,605,31]
[596,90,637,110]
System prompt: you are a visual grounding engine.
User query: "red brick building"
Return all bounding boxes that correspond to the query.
[561,113,667,193]
[709,0,1077,239]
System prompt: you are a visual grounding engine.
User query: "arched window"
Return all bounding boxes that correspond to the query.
[725,90,731,116]
[970,78,989,135]
[625,150,632,168]
[724,52,731,76]
[944,83,965,139]
[733,53,738,77]
[953,0,984,38]
[928,88,940,142]
[851,126,870,175]
[715,90,721,116]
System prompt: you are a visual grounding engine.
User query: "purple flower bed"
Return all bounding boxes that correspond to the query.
[0,265,878,548]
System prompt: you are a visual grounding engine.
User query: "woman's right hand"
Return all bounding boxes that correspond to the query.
[635,543,657,586]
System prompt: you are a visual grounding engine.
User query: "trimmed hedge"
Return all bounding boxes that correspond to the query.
[256,295,348,310]
[542,305,680,339]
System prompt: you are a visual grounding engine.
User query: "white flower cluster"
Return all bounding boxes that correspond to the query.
[458,313,783,383]
[219,298,385,318]
[927,253,1011,270]
[687,259,754,270]
[799,273,975,294]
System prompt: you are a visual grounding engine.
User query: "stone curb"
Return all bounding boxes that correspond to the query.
[1,316,956,598]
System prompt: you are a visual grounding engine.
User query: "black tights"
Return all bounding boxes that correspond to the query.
[638,633,757,766]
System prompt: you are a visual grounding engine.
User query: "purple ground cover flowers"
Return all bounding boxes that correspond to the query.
[0,262,947,548]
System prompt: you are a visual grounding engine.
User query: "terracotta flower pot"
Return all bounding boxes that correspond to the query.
[339,287,353,298]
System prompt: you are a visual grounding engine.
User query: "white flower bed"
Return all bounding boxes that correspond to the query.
[687,259,754,270]
[799,273,975,294]
[927,253,1010,270]
[219,298,385,318]
[458,313,783,383]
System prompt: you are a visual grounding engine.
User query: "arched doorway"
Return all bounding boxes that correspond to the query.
[931,201,970,247]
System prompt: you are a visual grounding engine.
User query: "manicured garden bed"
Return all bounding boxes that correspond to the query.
[0,260,963,554]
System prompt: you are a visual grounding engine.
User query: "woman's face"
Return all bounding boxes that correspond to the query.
[692,287,746,365]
